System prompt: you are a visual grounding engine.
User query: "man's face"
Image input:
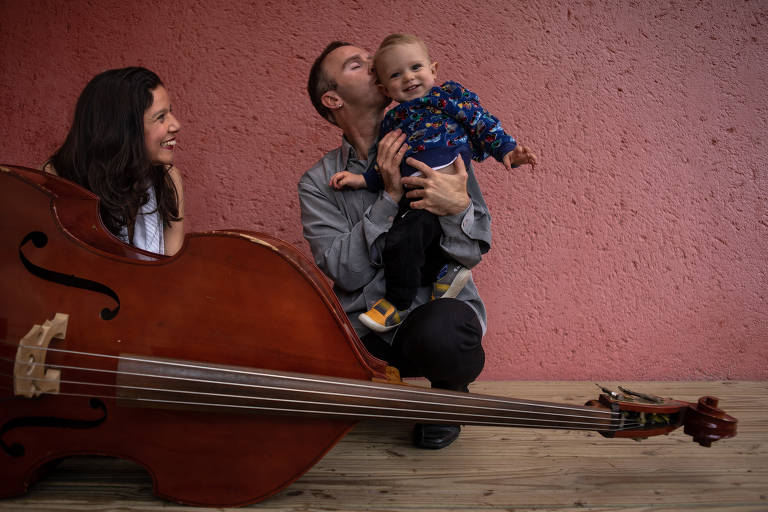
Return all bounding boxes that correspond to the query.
[323,45,388,112]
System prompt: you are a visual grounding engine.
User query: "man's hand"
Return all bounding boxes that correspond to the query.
[376,129,408,203]
[401,157,471,216]
[503,145,537,171]
[330,171,366,190]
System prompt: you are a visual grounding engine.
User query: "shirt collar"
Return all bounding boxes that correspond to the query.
[341,135,377,172]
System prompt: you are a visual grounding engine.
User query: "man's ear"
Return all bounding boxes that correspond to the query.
[321,90,343,111]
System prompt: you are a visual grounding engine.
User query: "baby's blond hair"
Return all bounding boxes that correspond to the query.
[373,33,432,82]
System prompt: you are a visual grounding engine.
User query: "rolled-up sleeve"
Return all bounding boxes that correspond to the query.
[438,163,492,268]
[299,166,398,292]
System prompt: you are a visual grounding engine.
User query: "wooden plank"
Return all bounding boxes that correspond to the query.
[0,381,765,511]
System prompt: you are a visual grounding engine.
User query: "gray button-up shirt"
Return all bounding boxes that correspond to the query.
[298,136,492,344]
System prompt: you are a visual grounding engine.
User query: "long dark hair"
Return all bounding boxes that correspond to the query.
[46,67,181,240]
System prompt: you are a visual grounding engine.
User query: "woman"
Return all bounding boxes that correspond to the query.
[44,67,184,255]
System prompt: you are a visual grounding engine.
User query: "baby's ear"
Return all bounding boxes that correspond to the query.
[377,83,391,98]
[431,61,438,77]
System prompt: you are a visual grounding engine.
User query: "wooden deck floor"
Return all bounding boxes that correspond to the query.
[1,381,765,511]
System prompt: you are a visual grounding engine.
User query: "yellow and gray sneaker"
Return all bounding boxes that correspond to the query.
[431,263,472,300]
[359,298,406,333]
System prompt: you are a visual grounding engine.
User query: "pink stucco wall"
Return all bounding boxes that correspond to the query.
[1,1,765,380]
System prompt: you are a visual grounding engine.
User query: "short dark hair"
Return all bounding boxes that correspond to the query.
[307,41,351,125]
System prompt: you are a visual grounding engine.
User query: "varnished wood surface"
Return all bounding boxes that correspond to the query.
[1,381,765,511]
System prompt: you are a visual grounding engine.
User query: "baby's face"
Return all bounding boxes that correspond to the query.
[375,43,437,103]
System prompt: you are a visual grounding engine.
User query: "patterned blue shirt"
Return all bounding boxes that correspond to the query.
[364,80,517,191]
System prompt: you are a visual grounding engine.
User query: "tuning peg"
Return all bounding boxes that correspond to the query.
[595,384,624,400]
[618,386,663,404]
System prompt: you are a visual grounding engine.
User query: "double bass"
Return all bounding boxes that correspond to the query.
[0,165,737,507]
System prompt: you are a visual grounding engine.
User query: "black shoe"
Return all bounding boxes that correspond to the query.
[412,423,461,449]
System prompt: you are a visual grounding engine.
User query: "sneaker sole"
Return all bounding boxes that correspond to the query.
[440,268,472,299]
[359,312,398,333]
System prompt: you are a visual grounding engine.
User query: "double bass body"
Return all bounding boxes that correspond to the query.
[0,165,385,506]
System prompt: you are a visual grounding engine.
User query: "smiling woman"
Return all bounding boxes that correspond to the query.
[143,85,180,168]
[43,67,185,256]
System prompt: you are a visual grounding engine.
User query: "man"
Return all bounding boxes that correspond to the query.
[299,41,491,449]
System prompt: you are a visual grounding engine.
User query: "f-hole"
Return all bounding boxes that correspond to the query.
[19,232,120,320]
[0,398,108,458]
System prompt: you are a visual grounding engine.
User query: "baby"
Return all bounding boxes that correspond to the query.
[331,34,536,332]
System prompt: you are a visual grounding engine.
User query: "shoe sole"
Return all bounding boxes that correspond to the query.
[359,312,398,333]
[440,268,472,299]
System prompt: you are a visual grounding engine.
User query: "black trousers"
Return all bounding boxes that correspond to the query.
[362,299,485,391]
[383,199,447,310]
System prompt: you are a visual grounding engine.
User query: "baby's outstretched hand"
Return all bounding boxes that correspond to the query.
[330,171,366,190]
[503,146,537,171]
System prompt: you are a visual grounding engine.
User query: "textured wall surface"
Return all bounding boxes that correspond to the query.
[1,0,765,380]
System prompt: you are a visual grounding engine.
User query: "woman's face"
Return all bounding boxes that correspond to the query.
[143,86,181,166]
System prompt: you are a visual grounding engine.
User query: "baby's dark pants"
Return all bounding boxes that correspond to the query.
[383,197,447,310]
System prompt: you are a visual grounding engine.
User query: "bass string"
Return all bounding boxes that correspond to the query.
[10,373,632,430]
[4,382,638,431]
[1,352,616,422]
[0,348,619,428]
[5,371,623,431]
[0,343,616,417]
